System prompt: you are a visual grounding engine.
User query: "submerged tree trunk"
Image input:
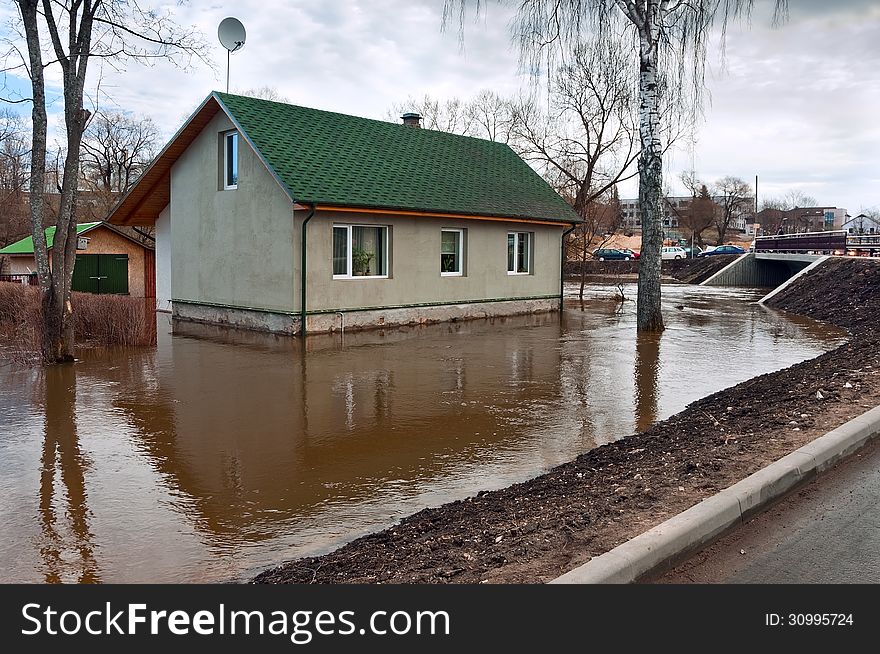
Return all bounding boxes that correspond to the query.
[635,11,665,334]
[18,0,94,362]
[21,0,73,361]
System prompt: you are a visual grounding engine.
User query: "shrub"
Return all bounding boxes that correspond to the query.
[0,282,154,357]
[0,282,41,354]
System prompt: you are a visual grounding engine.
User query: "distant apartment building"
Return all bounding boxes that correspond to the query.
[781,206,846,233]
[620,195,754,238]
[620,196,685,234]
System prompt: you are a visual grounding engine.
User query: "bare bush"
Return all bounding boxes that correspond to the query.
[0,282,153,360]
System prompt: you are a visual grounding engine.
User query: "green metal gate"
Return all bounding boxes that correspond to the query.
[71,254,129,294]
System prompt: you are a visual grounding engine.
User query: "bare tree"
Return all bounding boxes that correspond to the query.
[510,40,639,218]
[80,110,159,219]
[760,196,786,211]
[669,179,714,247]
[465,89,514,142]
[0,110,31,246]
[12,0,208,363]
[569,189,623,299]
[238,86,290,103]
[783,189,817,209]
[446,0,787,333]
[507,40,639,300]
[388,90,516,142]
[712,175,752,244]
[386,94,473,134]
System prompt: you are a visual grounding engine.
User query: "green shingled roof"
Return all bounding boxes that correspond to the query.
[214,92,578,224]
[0,223,100,255]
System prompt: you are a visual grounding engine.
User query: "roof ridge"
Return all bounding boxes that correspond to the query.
[212,91,514,150]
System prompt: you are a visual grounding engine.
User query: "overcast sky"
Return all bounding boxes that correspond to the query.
[2,0,878,212]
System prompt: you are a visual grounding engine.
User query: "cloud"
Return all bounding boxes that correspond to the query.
[67,0,523,135]
[663,2,880,210]
[1,0,877,211]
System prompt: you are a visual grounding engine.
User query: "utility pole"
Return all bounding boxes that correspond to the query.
[754,174,759,237]
[755,174,759,214]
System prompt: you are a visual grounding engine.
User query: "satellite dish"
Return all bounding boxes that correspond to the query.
[218,17,246,52]
[218,17,246,93]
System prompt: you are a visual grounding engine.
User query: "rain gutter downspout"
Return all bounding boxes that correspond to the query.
[560,223,577,311]
[300,202,317,337]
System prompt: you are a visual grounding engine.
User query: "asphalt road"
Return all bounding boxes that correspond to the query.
[651,438,880,584]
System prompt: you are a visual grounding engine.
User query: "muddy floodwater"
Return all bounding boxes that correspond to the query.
[0,283,847,583]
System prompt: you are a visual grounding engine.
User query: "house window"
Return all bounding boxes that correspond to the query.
[333,225,388,278]
[507,232,532,275]
[223,131,238,189]
[441,229,464,276]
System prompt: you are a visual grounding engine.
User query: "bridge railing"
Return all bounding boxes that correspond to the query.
[754,230,846,254]
[845,234,880,256]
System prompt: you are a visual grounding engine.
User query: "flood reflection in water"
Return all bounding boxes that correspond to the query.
[634,332,661,433]
[39,366,100,583]
[0,283,846,583]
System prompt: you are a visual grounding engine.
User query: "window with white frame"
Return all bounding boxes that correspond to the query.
[223,131,238,189]
[333,225,388,278]
[507,231,532,274]
[441,229,464,276]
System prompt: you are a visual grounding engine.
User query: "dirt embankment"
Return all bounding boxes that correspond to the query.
[254,258,880,585]
[565,255,738,285]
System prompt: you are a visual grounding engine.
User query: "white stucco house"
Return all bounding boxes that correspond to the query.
[108,91,579,334]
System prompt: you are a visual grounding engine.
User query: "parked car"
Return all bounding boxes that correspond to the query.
[619,248,640,259]
[698,244,747,257]
[681,246,703,258]
[592,248,633,261]
[661,246,687,260]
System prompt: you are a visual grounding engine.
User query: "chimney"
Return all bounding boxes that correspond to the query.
[401,112,422,128]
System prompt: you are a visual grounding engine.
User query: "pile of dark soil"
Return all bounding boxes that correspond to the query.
[254,258,880,584]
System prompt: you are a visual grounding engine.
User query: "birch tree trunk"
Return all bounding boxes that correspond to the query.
[635,4,665,333]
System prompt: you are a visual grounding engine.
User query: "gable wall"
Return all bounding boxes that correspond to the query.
[170,111,296,312]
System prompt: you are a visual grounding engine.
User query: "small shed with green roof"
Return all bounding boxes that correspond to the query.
[108,91,579,333]
[0,221,154,298]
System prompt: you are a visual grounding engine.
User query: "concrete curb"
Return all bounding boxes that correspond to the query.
[551,403,880,584]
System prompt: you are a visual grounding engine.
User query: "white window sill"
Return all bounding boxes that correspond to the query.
[507,271,531,276]
[223,185,238,191]
[441,272,463,277]
[333,275,390,280]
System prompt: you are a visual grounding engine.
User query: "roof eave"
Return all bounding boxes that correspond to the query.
[309,202,580,225]
[107,92,219,226]
[107,92,296,227]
